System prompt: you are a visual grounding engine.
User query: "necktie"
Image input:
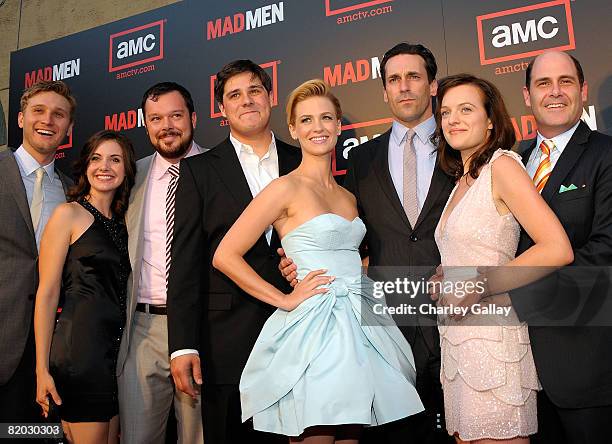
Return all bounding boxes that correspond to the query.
[533,139,554,193]
[402,129,419,227]
[30,167,45,231]
[166,164,180,289]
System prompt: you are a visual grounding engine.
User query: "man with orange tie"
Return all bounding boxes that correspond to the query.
[510,51,612,444]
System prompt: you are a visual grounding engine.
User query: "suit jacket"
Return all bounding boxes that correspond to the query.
[0,148,71,385]
[510,121,612,408]
[117,143,206,374]
[116,153,154,375]
[343,129,454,348]
[167,137,301,385]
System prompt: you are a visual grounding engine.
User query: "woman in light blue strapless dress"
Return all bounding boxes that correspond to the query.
[213,80,423,442]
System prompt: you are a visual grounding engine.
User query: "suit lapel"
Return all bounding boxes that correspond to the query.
[126,155,154,306]
[541,122,590,203]
[415,160,450,229]
[0,151,36,240]
[211,139,253,212]
[372,131,412,228]
[277,140,299,176]
[520,142,536,167]
[55,167,72,195]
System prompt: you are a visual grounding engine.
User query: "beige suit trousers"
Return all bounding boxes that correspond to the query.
[118,311,204,444]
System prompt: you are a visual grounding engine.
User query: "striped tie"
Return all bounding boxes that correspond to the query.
[533,139,554,193]
[166,164,180,289]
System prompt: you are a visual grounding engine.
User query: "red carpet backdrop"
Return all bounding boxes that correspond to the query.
[8,0,612,174]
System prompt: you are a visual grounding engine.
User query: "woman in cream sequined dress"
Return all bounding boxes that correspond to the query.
[432,74,573,443]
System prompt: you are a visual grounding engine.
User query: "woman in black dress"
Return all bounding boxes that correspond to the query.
[34,130,135,443]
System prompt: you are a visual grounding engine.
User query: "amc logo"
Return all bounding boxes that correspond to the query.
[325,0,392,16]
[333,118,391,176]
[108,20,164,72]
[476,0,575,65]
[209,60,280,119]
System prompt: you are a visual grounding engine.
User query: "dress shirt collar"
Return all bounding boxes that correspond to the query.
[14,145,56,183]
[390,115,436,153]
[535,120,580,156]
[230,132,277,160]
[151,141,203,180]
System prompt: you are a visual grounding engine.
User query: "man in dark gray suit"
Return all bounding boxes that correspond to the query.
[0,81,75,422]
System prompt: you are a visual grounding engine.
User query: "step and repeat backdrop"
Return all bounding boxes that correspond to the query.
[8,0,612,175]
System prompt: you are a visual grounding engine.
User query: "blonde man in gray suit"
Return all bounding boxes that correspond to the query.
[117,82,205,444]
[0,81,74,422]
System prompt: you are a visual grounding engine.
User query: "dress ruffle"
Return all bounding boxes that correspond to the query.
[240,278,424,436]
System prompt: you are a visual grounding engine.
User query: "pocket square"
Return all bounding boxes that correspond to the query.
[559,184,578,193]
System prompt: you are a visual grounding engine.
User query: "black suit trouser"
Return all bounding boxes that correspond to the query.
[0,324,39,422]
[0,324,46,443]
[203,383,286,444]
[533,390,612,444]
[362,326,453,444]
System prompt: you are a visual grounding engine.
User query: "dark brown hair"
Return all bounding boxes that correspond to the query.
[380,42,437,86]
[68,130,136,217]
[20,80,77,122]
[214,59,272,105]
[141,81,195,118]
[434,74,516,180]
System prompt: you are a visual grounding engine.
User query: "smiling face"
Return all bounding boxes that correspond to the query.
[219,71,273,140]
[289,96,341,157]
[523,51,587,138]
[144,90,196,161]
[383,53,437,128]
[18,91,73,164]
[86,139,126,196]
[440,83,492,156]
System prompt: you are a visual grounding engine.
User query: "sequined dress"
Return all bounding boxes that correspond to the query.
[434,150,540,440]
[240,213,424,436]
[49,199,129,422]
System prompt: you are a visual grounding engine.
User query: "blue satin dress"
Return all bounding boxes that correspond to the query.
[239,213,424,436]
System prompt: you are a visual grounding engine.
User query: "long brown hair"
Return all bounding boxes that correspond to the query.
[67,130,136,218]
[434,74,516,180]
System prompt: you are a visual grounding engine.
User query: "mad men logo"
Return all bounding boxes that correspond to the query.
[324,55,381,87]
[325,0,392,16]
[209,60,280,119]
[108,20,164,72]
[333,118,391,176]
[24,59,81,88]
[104,108,145,131]
[476,0,575,65]
[206,2,284,40]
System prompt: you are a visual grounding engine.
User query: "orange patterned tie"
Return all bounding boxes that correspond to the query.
[533,139,554,193]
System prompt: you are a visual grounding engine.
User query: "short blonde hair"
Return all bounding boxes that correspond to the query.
[20,80,77,122]
[285,79,342,126]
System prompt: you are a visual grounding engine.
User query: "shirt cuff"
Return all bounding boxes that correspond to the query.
[170,349,199,360]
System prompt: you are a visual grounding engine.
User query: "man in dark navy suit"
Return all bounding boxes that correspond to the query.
[509,51,612,444]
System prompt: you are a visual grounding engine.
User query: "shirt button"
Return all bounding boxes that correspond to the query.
[410,235,418,242]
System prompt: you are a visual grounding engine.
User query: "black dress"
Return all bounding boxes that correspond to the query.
[49,199,129,422]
